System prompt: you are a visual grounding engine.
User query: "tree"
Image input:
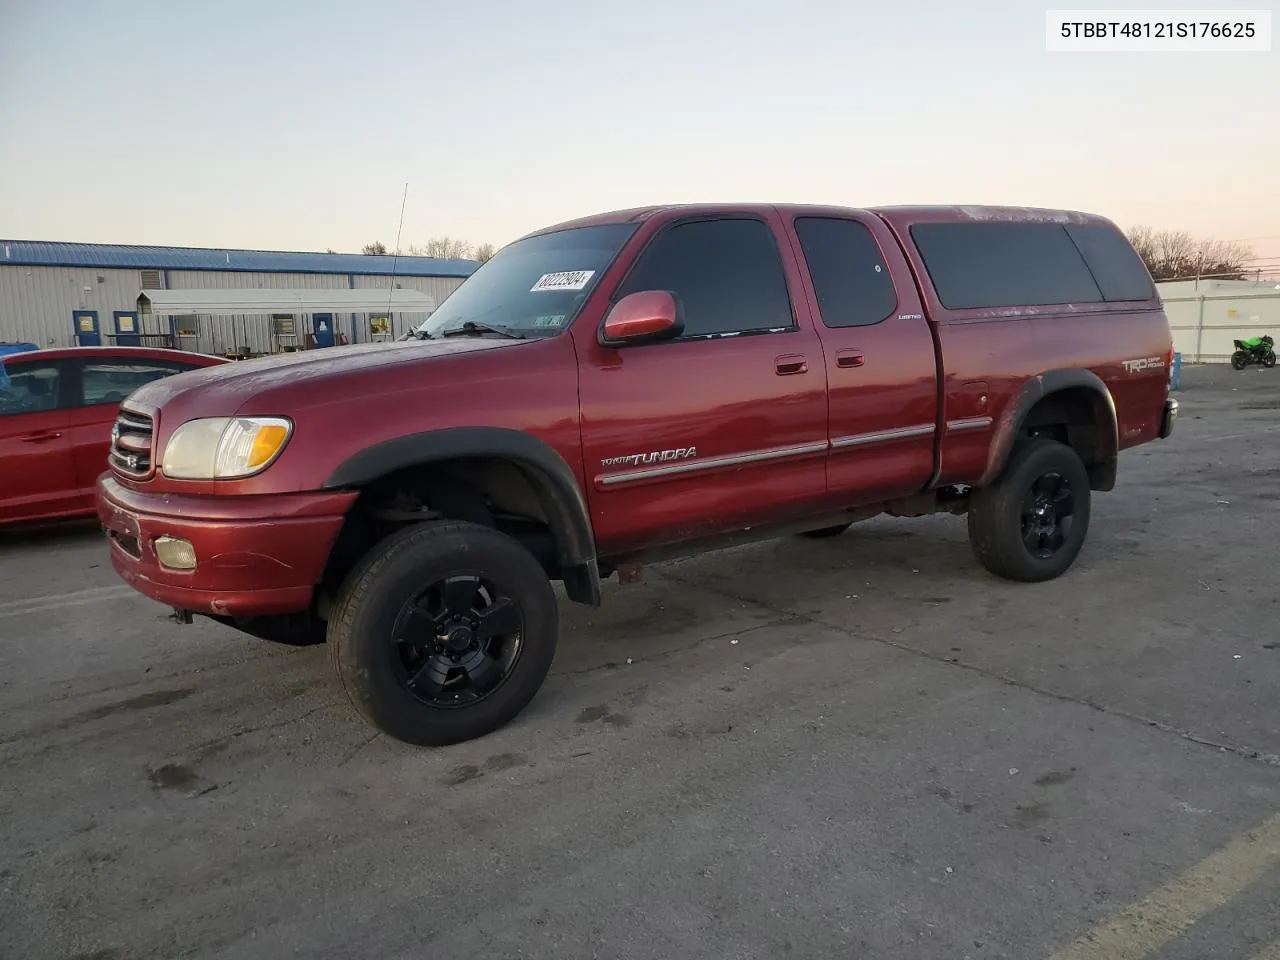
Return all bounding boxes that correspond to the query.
[362,241,388,256]
[408,237,474,260]
[472,242,497,263]
[1126,226,1252,281]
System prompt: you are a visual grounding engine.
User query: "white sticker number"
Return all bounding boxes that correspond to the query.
[531,270,595,293]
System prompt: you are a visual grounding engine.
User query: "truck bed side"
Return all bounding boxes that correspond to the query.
[873,206,1172,489]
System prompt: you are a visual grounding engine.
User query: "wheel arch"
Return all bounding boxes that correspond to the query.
[980,369,1119,491]
[323,427,601,606]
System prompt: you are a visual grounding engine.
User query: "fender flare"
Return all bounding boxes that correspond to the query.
[979,369,1119,490]
[323,427,601,606]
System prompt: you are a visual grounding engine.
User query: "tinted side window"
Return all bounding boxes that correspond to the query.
[795,217,898,328]
[910,222,1104,310]
[1065,224,1155,301]
[0,362,62,416]
[618,218,793,338]
[80,362,186,406]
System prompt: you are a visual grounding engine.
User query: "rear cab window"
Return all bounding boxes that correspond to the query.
[794,217,898,328]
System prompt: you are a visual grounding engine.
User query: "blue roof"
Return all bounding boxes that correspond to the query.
[0,239,478,279]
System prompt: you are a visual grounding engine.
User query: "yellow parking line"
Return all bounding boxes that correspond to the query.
[1049,812,1280,960]
[1250,937,1280,960]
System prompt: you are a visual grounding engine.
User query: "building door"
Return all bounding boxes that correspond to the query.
[73,310,100,347]
[113,311,141,347]
[312,313,335,348]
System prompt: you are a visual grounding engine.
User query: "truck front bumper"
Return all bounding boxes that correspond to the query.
[1160,397,1179,440]
[96,474,357,618]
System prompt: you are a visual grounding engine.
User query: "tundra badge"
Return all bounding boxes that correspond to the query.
[601,447,697,468]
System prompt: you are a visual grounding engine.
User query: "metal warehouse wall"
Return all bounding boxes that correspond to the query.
[349,275,463,339]
[0,265,143,347]
[0,264,465,353]
[1160,285,1280,362]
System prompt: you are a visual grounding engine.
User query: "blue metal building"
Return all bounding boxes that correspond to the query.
[0,240,478,355]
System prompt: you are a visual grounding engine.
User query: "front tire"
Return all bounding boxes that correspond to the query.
[967,438,1091,583]
[328,520,558,746]
[1263,351,1276,369]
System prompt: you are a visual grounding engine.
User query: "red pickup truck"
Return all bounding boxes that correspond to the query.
[97,203,1177,746]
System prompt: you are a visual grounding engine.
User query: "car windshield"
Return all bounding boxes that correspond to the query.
[413,223,637,339]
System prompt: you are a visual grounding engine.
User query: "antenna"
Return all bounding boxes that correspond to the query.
[388,181,408,319]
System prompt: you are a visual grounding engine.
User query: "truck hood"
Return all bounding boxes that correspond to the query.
[125,336,528,416]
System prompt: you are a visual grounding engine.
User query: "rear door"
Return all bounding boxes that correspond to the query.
[65,357,203,493]
[0,358,77,523]
[785,213,939,503]
[575,213,829,556]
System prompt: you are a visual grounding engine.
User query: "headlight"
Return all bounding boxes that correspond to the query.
[161,416,292,479]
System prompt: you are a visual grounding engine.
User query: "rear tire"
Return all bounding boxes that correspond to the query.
[799,523,853,539]
[967,438,1091,583]
[1231,351,1250,370]
[328,520,558,746]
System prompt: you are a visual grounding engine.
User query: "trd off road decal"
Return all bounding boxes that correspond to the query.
[1121,357,1166,373]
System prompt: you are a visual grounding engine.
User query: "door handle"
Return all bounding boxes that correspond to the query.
[21,432,63,443]
[836,350,865,369]
[775,354,808,376]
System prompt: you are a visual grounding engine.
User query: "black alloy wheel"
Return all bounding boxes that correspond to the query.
[1020,472,1076,560]
[392,574,523,707]
[328,520,559,746]
[967,437,1092,582]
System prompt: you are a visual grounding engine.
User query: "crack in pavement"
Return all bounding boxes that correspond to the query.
[664,573,1280,769]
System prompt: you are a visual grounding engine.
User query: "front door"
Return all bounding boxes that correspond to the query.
[787,213,940,504]
[73,310,100,347]
[312,313,335,348]
[575,214,829,557]
[0,358,77,523]
[113,311,141,347]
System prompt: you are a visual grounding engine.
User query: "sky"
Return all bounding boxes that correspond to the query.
[1,0,1277,266]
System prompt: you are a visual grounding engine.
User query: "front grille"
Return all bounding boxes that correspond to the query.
[109,408,155,478]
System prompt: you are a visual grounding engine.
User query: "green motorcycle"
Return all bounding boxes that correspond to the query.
[1231,335,1276,370]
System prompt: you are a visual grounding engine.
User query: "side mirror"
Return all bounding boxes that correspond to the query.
[598,290,683,347]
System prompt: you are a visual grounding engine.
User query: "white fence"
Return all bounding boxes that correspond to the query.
[1160,285,1280,363]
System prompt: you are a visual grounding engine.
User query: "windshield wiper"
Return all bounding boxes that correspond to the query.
[438,321,525,340]
[402,328,433,341]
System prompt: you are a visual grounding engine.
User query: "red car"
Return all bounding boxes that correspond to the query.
[1,346,226,525]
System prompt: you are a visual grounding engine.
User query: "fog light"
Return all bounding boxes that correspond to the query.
[154,536,198,571]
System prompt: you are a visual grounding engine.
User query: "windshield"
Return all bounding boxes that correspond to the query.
[414,223,637,339]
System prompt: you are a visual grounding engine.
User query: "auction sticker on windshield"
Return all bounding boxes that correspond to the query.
[531,270,594,292]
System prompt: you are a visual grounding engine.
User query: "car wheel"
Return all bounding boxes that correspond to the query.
[328,520,558,746]
[967,438,1091,583]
